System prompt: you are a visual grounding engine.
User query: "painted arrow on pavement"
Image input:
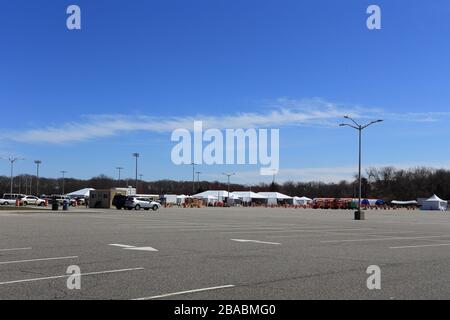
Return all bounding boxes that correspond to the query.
[109,244,159,252]
[231,239,281,245]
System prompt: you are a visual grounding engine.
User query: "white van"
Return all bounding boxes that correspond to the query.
[1,193,25,205]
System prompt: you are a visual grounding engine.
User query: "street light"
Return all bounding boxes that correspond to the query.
[34,160,42,196]
[340,116,383,220]
[1,157,25,196]
[116,166,123,186]
[222,172,235,203]
[139,173,144,194]
[196,171,201,189]
[60,171,68,195]
[132,153,140,190]
[190,163,198,194]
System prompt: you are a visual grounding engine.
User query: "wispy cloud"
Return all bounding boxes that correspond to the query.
[1,98,449,144]
[221,161,450,184]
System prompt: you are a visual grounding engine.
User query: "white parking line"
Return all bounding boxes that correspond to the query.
[225,228,374,234]
[231,239,281,245]
[390,243,450,249]
[0,247,32,252]
[0,256,78,265]
[0,267,144,286]
[133,285,235,300]
[321,235,450,243]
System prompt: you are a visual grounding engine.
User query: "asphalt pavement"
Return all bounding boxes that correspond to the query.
[1,206,450,300]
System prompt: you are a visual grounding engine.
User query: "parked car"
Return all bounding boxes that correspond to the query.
[21,196,46,206]
[112,194,127,210]
[124,196,161,211]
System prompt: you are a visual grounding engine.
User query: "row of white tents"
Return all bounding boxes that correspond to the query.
[65,188,448,211]
[185,190,312,206]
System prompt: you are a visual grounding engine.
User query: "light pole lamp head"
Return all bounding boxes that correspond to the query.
[34,160,42,165]
[132,153,140,158]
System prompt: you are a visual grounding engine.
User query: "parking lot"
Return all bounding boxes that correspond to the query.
[1,207,450,300]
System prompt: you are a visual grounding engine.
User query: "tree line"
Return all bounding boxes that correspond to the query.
[0,167,448,201]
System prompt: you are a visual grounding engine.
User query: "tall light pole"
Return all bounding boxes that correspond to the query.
[34,160,42,196]
[190,163,198,194]
[1,157,24,196]
[116,166,123,186]
[139,174,144,193]
[222,172,235,202]
[60,171,68,195]
[196,171,201,189]
[340,116,383,220]
[132,153,140,190]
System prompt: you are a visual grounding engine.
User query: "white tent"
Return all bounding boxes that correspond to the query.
[391,200,418,206]
[163,194,178,204]
[66,188,94,198]
[293,196,312,206]
[421,195,448,211]
[232,191,266,203]
[176,194,191,204]
[193,190,234,202]
[257,192,293,205]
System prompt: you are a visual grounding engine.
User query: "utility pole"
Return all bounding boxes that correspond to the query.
[340,116,383,220]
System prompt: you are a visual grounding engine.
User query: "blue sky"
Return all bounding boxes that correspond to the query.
[1,0,450,184]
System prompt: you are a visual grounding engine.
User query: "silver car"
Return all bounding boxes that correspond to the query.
[124,196,161,211]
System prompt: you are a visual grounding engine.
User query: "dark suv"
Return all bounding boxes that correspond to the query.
[112,194,127,210]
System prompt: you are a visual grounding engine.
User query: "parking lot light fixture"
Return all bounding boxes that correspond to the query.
[132,153,140,190]
[339,116,383,220]
[34,160,42,196]
[2,157,25,196]
[222,172,235,202]
[116,166,124,186]
[190,163,198,194]
[60,171,68,195]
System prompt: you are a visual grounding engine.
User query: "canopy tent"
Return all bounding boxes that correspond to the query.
[257,192,293,205]
[66,188,94,198]
[361,199,384,206]
[232,191,266,203]
[176,194,192,204]
[421,195,448,211]
[163,194,178,204]
[193,190,234,202]
[391,200,418,206]
[293,196,312,206]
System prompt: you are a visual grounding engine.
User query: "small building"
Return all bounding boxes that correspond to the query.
[89,187,136,209]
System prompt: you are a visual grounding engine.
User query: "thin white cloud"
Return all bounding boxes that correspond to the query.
[1,98,449,144]
[219,161,450,184]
